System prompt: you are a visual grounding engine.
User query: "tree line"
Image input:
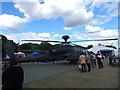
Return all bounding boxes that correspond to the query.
[17,42,66,54]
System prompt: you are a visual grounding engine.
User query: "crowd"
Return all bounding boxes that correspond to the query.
[79,52,105,73]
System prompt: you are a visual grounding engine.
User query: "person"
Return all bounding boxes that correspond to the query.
[85,53,92,72]
[108,55,112,65]
[95,54,98,68]
[101,54,105,67]
[2,65,24,90]
[91,53,96,68]
[96,53,103,69]
[2,58,24,90]
[79,52,86,72]
[100,53,104,68]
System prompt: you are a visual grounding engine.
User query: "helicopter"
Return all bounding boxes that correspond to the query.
[16,35,118,64]
[1,34,118,64]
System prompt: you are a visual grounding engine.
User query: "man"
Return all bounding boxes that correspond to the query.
[2,65,24,90]
[96,53,103,69]
[79,52,86,72]
[85,53,92,72]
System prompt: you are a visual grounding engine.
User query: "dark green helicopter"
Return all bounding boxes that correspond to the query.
[17,35,118,64]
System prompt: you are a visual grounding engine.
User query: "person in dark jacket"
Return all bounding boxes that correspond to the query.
[2,65,24,90]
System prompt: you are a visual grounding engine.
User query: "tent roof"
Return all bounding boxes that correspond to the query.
[88,45,113,53]
[31,51,40,55]
[15,52,25,55]
[89,45,118,56]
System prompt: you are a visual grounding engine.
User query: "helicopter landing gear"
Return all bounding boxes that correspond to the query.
[52,60,55,63]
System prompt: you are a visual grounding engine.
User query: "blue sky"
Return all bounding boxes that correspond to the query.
[0,0,119,48]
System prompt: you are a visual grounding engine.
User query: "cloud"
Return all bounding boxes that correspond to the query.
[89,0,119,10]
[52,33,60,38]
[64,27,72,30]
[99,29,118,37]
[3,26,118,48]
[92,16,113,25]
[84,25,118,38]
[85,25,118,40]
[38,32,51,38]
[63,9,93,28]
[68,30,118,48]
[69,25,118,47]
[90,1,119,25]
[0,14,27,31]
[13,0,94,29]
[85,25,103,33]
[4,32,61,43]
[81,25,118,47]
[1,0,119,31]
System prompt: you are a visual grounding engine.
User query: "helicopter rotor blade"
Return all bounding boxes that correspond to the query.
[70,38,118,42]
[21,38,118,44]
[21,40,62,43]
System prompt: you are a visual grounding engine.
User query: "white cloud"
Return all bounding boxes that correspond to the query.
[53,33,60,37]
[85,25,103,32]
[103,1,118,17]
[38,32,51,38]
[92,16,113,25]
[80,25,118,48]
[64,27,72,30]
[63,9,93,28]
[13,0,94,29]
[99,29,118,37]
[90,1,119,25]
[1,0,119,31]
[89,0,119,10]
[4,32,61,43]
[84,25,118,38]
[0,14,27,31]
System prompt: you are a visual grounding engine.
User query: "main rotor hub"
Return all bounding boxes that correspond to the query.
[62,35,70,42]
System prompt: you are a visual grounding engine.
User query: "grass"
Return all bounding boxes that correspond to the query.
[23,58,119,88]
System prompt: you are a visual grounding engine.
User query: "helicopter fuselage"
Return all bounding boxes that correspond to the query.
[17,46,87,63]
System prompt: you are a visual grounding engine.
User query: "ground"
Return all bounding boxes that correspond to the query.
[23,58,119,88]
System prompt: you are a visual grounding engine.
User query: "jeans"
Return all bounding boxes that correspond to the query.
[81,63,86,72]
[87,63,91,72]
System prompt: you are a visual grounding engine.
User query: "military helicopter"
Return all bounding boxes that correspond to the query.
[1,34,118,64]
[16,35,118,64]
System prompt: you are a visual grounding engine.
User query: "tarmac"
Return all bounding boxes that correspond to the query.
[20,61,77,84]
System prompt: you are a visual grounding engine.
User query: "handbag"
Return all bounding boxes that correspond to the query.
[78,64,81,69]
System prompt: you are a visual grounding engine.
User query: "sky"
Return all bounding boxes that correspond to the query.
[0,0,119,48]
